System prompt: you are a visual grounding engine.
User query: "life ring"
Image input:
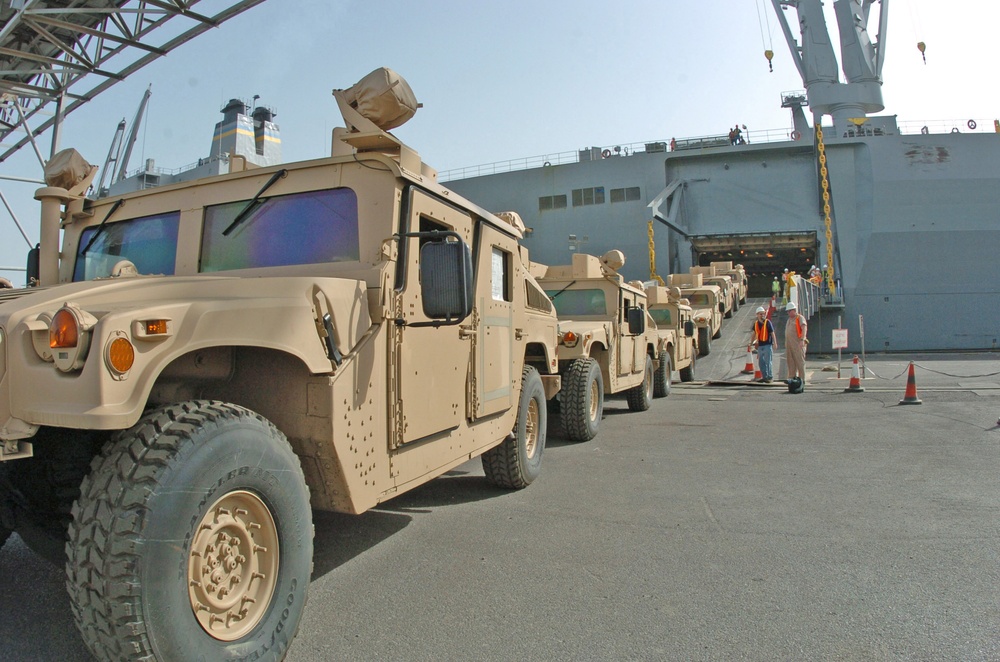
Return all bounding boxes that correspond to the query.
[920,126,929,135]
[790,130,801,141]
[951,127,960,134]
[601,149,612,158]
[543,161,551,167]
[968,119,977,130]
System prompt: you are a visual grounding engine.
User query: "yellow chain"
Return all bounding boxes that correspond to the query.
[815,126,836,296]
[648,220,665,286]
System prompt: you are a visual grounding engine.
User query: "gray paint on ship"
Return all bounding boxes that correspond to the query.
[448,131,1000,352]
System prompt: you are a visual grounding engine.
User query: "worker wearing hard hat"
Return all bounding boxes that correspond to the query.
[784,301,808,390]
[750,306,777,383]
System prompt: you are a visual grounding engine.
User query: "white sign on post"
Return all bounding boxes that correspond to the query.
[832,328,849,349]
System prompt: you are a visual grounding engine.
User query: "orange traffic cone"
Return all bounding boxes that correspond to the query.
[844,355,864,392]
[898,361,922,405]
[754,362,762,380]
[741,346,755,374]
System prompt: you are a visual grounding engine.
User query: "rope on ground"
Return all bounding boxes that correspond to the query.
[850,362,1000,381]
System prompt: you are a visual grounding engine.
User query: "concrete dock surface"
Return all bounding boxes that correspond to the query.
[1,300,997,661]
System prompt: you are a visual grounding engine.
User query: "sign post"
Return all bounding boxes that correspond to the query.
[832,322,848,377]
[858,314,866,378]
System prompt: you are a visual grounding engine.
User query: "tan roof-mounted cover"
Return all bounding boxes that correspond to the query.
[45,148,93,191]
[341,67,419,131]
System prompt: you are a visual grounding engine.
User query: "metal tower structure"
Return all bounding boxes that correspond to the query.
[0,0,267,166]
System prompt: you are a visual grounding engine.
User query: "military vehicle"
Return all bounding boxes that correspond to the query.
[534,251,659,441]
[691,266,736,318]
[644,285,698,393]
[668,273,723,356]
[0,68,561,661]
[711,261,747,305]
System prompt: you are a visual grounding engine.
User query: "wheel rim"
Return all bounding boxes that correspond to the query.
[645,364,653,399]
[525,398,539,458]
[588,377,599,421]
[188,489,279,642]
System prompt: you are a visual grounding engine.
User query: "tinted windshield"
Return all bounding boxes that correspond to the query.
[200,188,360,272]
[74,211,180,281]
[544,288,607,316]
[686,293,710,306]
[649,308,673,326]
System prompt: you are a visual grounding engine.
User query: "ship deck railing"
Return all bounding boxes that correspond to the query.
[438,119,999,182]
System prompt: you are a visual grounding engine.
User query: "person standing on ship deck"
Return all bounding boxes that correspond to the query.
[784,301,808,388]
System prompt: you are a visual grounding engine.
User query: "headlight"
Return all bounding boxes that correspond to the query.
[48,304,97,372]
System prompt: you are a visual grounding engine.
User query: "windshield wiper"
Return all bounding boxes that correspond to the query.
[548,280,577,300]
[222,169,288,237]
[80,198,125,256]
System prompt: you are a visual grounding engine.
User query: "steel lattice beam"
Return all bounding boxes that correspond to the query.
[0,0,268,164]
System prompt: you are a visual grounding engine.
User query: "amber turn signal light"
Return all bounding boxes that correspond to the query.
[106,336,135,374]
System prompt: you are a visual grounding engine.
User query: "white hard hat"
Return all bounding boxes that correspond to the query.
[784,268,789,272]
[786,301,797,311]
[755,306,765,313]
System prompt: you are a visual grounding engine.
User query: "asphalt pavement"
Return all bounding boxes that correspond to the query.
[2,299,999,661]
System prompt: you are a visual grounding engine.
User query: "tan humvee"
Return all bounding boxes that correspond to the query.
[533,251,659,441]
[644,285,698,391]
[710,261,748,305]
[690,266,737,318]
[668,273,723,356]
[0,68,561,661]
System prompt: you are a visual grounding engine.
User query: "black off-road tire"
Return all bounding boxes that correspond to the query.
[698,327,712,356]
[561,358,603,442]
[724,305,733,319]
[0,428,105,566]
[483,366,546,489]
[66,400,313,662]
[712,324,722,339]
[626,355,654,412]
[653,350,672,398]
[679,351,697,382]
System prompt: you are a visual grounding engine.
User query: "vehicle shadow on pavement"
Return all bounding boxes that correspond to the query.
[311,509,412,580]
[376,474,514,512]
[0,536,92,661]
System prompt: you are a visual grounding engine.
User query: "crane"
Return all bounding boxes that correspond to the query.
[770,0,889,131]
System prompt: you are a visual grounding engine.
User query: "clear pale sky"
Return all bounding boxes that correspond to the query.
[2,0,997,283]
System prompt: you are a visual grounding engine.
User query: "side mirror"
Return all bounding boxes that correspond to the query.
[684,320,695,337]
[420,238,473,323]
[26,244,39,287]
[627,307,645,335]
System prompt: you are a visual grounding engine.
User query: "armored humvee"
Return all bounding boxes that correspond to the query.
[0,68,561,661]
[691,266,737,318]
[668,273,723,356]
[644,285,698,392]
[710,261,747,305]
[534,251,659,442]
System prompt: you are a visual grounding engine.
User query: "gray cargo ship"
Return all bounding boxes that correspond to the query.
[445,0,999,353]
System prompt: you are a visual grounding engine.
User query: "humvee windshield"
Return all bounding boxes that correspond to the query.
[686,293,710,306]
[201,188,359,271]
[545,288,607,316]
[74,211,180,281]
[649,308,673,326]
[72,188,361,281]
